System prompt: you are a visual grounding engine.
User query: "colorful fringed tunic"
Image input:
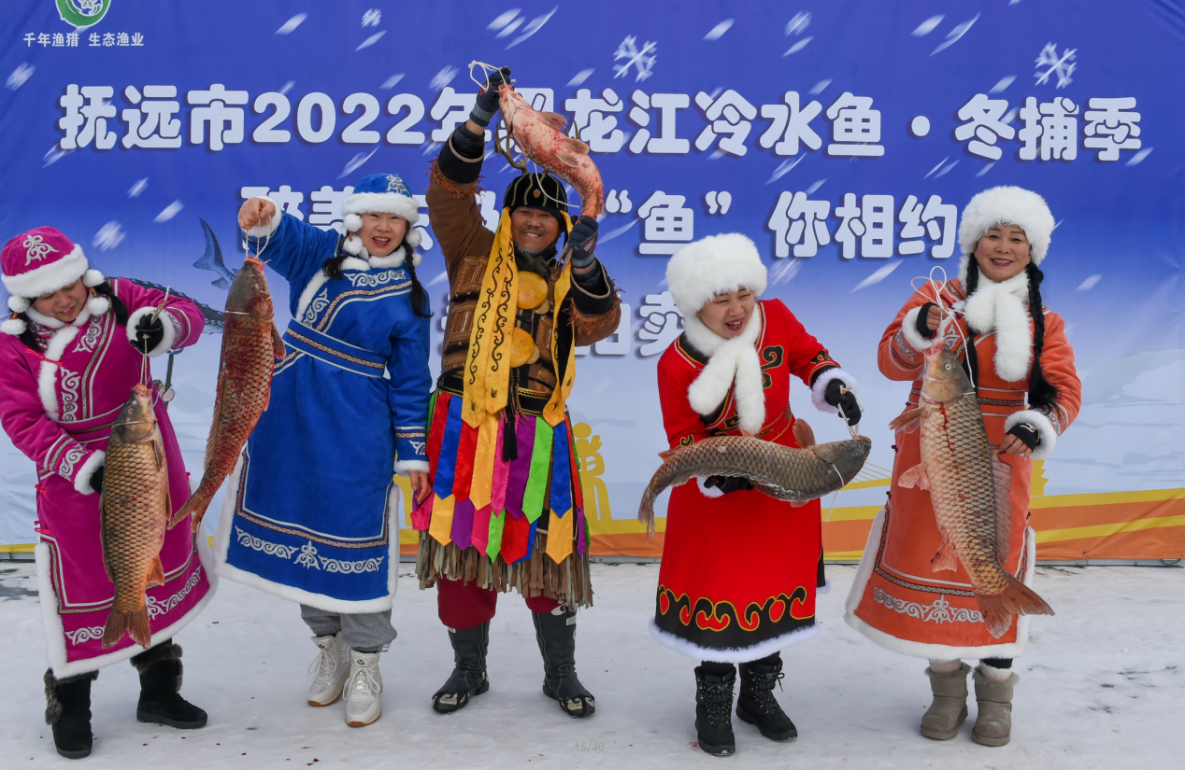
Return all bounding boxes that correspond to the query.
[415,155,621,609]
[215,212,431,613]
[846,278,1081,659]
[652,300,842,662]
[0,280,213,677]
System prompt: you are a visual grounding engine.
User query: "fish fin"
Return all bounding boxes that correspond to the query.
[212,277,232,290]
[977,575,1054,638]
[153,437,165,472]
[792,418,816,449]
[563,136,590,155]
[146,555,165,589]
[271,324,286,360]
[101,608,129,648]
[992,456,1013,566]
[888,407,925,433]
[99,512,115,583]
[789,499,808,508]
[898,463,930,490]
[163,490,173,527]
[537,111,568,131]
[930,539,959,572]
[658,445,687,460]
[555,149,583,169]
[170,492,207,530]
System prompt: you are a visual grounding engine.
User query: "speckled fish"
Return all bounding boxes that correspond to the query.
[172,256,284,533]
[637,420,871,535]
[101,383,170,649]
[499,83,605,217]
[889,344,1054,638]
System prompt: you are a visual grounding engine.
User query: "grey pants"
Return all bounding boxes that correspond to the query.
[300,605,397,653]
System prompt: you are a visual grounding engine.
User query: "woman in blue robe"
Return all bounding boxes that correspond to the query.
[215,173,432,728]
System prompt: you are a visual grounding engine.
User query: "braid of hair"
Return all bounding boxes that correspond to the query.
[960,258,980,385]
[16,312,41,351]
[1025,262,1058,409]
[405,244,431,319]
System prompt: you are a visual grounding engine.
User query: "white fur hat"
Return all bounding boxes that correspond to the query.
[340,173,422,256]
[666,233,768,317]
[958,186,1055,281]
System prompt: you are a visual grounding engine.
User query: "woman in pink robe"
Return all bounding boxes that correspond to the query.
[0,227,215,759]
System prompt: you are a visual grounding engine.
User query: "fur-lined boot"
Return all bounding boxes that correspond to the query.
[131,641,208,729]
[972,664,1018,747]
[921,662,971,740]
[44,668,98,759]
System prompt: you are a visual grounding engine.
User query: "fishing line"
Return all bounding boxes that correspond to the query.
[908,265,977,392]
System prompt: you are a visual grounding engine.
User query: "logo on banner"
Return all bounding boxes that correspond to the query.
[56,0,111,29]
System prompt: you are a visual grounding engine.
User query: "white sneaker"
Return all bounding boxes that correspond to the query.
[344,650,383,727]
[307,633,349,707]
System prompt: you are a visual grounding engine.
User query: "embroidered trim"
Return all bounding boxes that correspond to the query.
[302,286,330,325]
[345,271,410,289]
[285,328,385,370]
[57,445,85,482]
[147,566,202,618]
[295,542,321,569]
[234,526,299,559]
[319,554,385,573]
[64,626,105,645]
[872,586,984,624]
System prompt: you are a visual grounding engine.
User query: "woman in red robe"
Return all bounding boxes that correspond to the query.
[653,233,861,756]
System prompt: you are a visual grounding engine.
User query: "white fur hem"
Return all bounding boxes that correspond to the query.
[649,619,819,664]
[341,192,420,226]
[395,459,429,475]
[901,305,935,353]
[38,323,83,419]
[843,509,1035,660]
[817,577,832,595]
[213,454,400,613]
[127,306,175,357]
[686,304,765,434]
[38,534,219,678]
[294,271,330,323]
[244,197,283,238]
[72,450,105,495]
[1005,410,1058,460]
[810,367,857,415]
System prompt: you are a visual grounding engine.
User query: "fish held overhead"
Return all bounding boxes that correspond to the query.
[889,344,1054,638]
[637,419,872,536]
[172,256,284,533]
[100,383,171,649]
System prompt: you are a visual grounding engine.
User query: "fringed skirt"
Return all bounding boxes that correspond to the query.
[412,388,592,608]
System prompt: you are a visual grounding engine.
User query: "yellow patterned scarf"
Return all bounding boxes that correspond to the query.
[462,209,574,429]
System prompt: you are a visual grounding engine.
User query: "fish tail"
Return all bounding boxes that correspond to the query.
[102,604,151,649]
[171,489,211,531]
[977,574,1055,638]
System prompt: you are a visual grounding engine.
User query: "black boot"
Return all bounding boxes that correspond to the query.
[45,668,97,759]
[736,653,797,741]
[694,664,736,756]
[131,641,208,729]
[432,623,490,714]
[532,607,595,717]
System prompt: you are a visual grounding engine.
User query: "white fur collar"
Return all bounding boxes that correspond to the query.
[955,271,1032,382]
[686,303,766,435]
[24,296,106,331]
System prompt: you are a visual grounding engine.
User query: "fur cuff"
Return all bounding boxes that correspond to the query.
[394,459,430,475]
[72,450,105,495]
[130,640,182,672]
[811,368,858,415]
[901,305,935,353]
[44,668,99,725]
[126,306,176,357]
[1005,410,1058,460]
[696,477,725,498]
[429,158,483,198]
[245,197,283,238]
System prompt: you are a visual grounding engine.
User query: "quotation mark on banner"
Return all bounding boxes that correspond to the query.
[704,191,732,215]
[605,189,632,214]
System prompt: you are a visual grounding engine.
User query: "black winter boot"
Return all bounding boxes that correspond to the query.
[532,607,595,717]
[131,641,208,729]
[45,668,97,759]
[432,623,490,714]
[694,664,736,756]
[736,653,797,741]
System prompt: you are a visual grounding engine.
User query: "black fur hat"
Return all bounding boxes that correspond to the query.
[503,173,568,234]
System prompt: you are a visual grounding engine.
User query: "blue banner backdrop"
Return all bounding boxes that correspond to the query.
[1,1,1183,557]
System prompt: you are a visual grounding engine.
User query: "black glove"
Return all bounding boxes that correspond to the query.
[1006,422,1040,450]
[703,476,753,494]
[569,215,598,269]
[89,465,105,494]
[915,302,938,340]
[130,315,165,354]
[470,66,512,127]
[825,377,861,426]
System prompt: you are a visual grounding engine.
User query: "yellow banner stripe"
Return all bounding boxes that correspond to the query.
[1029,488,1185,509]
[1033,514,1185,544]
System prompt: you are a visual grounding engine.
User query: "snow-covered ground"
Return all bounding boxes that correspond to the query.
[1,562,1182,768]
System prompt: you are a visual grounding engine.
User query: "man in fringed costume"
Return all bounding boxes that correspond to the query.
[415,67,620,718]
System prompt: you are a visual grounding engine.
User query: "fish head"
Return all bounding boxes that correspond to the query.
[498,84,527,124]
[811,436,872,485]
[227,256,273,320]
[112,383,157,442]
[920,345,971,403]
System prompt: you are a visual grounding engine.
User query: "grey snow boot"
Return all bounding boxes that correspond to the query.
[131,641,208,729]
[694,665,737,756]
[432,622,490,714]
[920,663,970,740]
[45,668,98,759]
[972,667,1018,747]
[736,653,797,741]
[532,607,595,717]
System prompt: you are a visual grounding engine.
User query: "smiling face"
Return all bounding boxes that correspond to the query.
[31,278,88,323]
[510,208,560,255]
[357,212,408,257]
[697,289,756,339]
[973,225,1032,282]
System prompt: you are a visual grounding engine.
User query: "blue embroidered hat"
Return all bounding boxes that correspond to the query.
[341,173,422,255]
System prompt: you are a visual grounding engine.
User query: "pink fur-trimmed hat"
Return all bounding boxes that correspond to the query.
[1,227,105,313]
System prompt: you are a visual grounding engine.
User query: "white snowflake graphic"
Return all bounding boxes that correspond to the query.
[613,36,657,82]
[1035,43,1077,89]
[362,9,381,27]
[785,11,811,36]
[428,66,459,93]
[6,63,34,91]
[93,222,125,252]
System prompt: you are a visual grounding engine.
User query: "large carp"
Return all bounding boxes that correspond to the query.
[101,383,171,649]
[172,256,284,532]
[889,344,1054,638]
[638,419,871,534]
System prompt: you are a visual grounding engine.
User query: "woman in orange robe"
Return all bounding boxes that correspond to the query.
[846,187,1081,747]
